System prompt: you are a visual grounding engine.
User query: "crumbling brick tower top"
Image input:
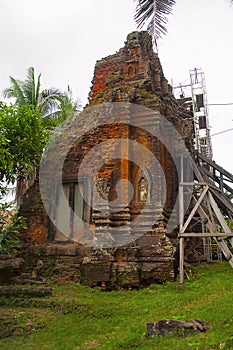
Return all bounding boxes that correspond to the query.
[89,31,171,103]
[88,31,193,150]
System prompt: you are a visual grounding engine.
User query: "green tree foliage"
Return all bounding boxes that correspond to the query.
[0,201,26,254]
[54,85,81,121]
[0,102,48,254]
[42,85,81,128]
[3,67,81,127]
[3,67,63,116]
[1,66,81,254]
[0,102,48,184]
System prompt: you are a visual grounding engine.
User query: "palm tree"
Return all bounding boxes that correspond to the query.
[3,67,65,120]
[49,85,81,121]
[135,0,233,42]
[3,68,81,202]
[42,85,81,128]
[3,67,41,107]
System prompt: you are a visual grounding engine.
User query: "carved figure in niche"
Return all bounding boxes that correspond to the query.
[128,65,134,77]
[138,178,148,202]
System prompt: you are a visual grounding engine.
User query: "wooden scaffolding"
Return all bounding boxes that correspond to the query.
[178,154,233,286]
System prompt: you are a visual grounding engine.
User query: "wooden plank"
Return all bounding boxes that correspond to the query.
[179,155,184,231]
[180,182,207,186]
[229,257,233,268]
[179,232,233,238]
[179,155,184,287]
[181,185,209,233]
[230,238,233,247]
[192,158,204,182]
[194,198,213,229]
[201,166,233,194]
[208,192,233,250]
[197,152,233,183]
[208,192,231,234]
[181,157,233,273]
[215,239,233,265]
[204,192,219,234]
[210,187,233,216]
[179,237,184,287]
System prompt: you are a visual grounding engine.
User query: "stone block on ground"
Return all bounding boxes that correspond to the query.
[146,319,210,337]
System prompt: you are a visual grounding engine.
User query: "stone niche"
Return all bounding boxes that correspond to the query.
[18,31,194,288]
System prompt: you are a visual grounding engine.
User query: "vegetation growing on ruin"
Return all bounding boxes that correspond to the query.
[0,262,232,350]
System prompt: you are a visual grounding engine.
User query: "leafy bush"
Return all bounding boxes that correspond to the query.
[0,201,26,255]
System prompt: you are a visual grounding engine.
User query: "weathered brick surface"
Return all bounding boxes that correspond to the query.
[17,31,194,287]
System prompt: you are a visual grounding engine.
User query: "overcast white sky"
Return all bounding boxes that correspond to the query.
[0,0,233,173]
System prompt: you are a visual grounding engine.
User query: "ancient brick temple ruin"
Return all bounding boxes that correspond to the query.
[17,32,194,288]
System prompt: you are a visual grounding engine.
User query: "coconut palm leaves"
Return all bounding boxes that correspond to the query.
[135,0,233,41]
[3,67,80,126]
[54,85,81,121]
[135,0,176,40]
[3,67,42,108]
[42,86,81,128]
[38,87,66,117]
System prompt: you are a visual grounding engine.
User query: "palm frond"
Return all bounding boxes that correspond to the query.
[45,86,81,122]
[38,88,64,115]
[3,77,26,106]
[41,113,63,128]
[3,68,81,128]
[135,0,176,40]
[35,73,41,107]
[22,67,37,106]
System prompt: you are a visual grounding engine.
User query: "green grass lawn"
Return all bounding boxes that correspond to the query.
[0,262,233,350]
